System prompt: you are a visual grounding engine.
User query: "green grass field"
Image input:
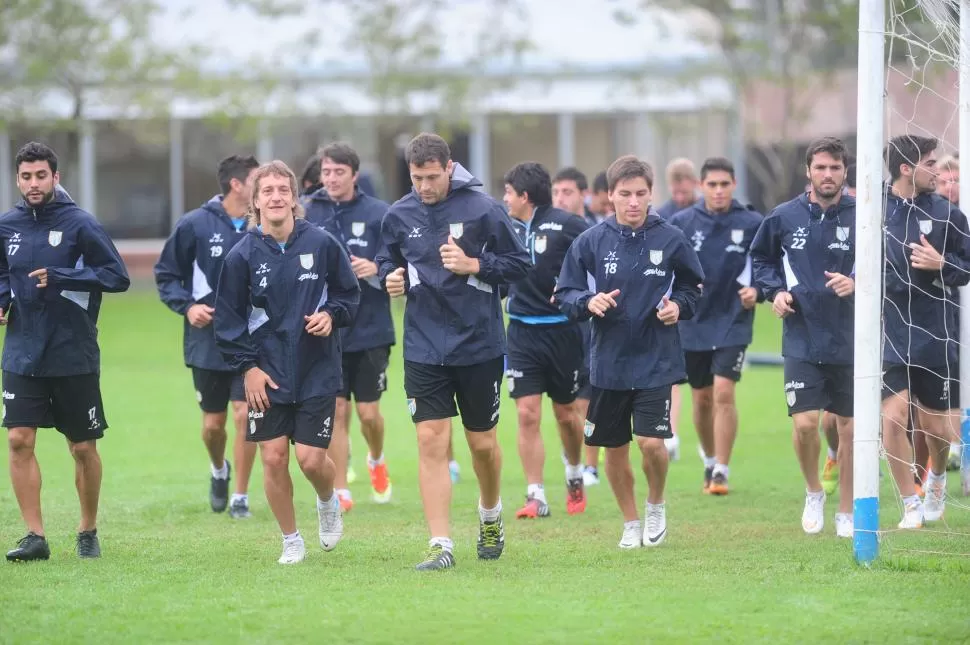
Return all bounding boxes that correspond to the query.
[0,290,968,644]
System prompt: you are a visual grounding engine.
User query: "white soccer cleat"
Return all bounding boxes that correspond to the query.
[664,434,680,462]
[898,500,924,529]
[318,495,344,551]
[643,502,667,547]
[583,467,600,487]
[618,522,642,549]
[923,476,946,522]
[801,491,825,534]
[835,512,853,539]
[278,537,306,564]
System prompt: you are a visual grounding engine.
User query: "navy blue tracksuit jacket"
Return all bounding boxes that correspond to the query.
[750,193,856,365]
[668,200,764,350]
[554,214,705,390]
[214,218,361,403]
[0,191,130,377]
[154,196,248,371]
[376,164,530,366]
[303,188,395,353]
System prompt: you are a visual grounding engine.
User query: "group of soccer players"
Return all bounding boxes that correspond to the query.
[2,130,967,567]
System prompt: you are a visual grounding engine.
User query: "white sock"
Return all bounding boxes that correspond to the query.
[827,447,837,460]
[702,455,716,469]
[526,483,546,503]
[430,536,454,552]
[903,494,921,507]
[479,499,502,522]
[647,501,665,511]
[211,462,228,479]
[230,493,247,505]
[713,463,729,478]
[807,488,824,499]
[336,488,352,500]
[317,493,336,509]
[565,463,583,481]
[624,519,642,531]
[927,470,946,484]
[282,530,302,542]
[368,453,384,467]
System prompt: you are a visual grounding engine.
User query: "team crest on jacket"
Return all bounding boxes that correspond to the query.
[919,219,933,235]
[534,235,547,254]
[351,222,365,237]
[300,253,314,270]
[449,223,464,239]
[731,229,744,245]
[836,226,850,242]
[48,230,62,247]
[649,249,663,265]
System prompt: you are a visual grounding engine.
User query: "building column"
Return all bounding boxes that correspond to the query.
[468,113,491,194]
[557,113,576,169]
[257,119,273,161]
[632,112,657,162]
[727,91,748,202]
[0,129,11,208]
[169,117,185,228]
[79,120,96,213]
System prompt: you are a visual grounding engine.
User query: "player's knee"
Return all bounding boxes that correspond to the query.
[295,447,325,474]
[792,418,817,440]
[68,440,98,462]
[7,429,36,455]
[260,446,289,471]
[355,403,381,427]
[712,382,735,407]
[466,432,498,461]
[416,422,450,458]
[637,436,666,456]
[551,402,577,428]
[692,387,714,409]
[202,413,227,436]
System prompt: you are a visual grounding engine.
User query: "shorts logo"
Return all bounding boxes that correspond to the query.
[351,222,365,237]
[300,254,314,270]
[407,398,416,416]
[449,223,464,239]
[2,390,15,400]
[507,377,514,393]
[195,390,203,403]
[584,420,595,437]
[49,230,62,247]
[377,371,387,392]
[87,406,101,431]
[249,419,256,434]
[786,390,796,407]
[248,409,264,434]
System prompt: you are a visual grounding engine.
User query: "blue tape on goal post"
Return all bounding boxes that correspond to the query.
[853,496,879,565]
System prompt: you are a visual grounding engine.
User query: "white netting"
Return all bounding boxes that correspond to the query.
[878,0,970,561]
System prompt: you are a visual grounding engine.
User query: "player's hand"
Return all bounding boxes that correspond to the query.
[28,268,48,288]
[587,289,620,317]
[304,311,333,336]
[824,271,855,298]
[0,308,6,325]
[350,255,378,279]
[386,267,406,297]
[657,296,680,325]
[186,303,215,328]
[772,291,795,318]
[440,235,480,275]
[738,286,758,310]
[910,234,945,271]
[244,366,278,413]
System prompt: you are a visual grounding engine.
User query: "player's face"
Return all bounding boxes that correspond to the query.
[16,160,58,207]
[610,176,651,228]
[552,180,585,216]
[911,149,938,194]
[936,169,959,204]
[670,177,697,207]
[230,168,257,203]
[255,173,295,225]
[701,170,736,213]
[410,160,453,205]
[590,189,611,215]
[321,157,358,202]
[503,184,530,220]
[806,152,845,200]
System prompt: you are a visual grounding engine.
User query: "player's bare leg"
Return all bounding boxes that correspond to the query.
[331,397,353,511]
[792,410,825,534]
[6,428,49,562]
[229,401,257,518]
[553,401,586,514]
[691,386,716,491]
[202,411,231,512]
[710,376,738,494]
[356,401,391,502]
[637,436,668,546]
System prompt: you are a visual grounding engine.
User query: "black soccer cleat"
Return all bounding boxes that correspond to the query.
[6,532,50,562]
[228,497,251,519]
[210,460,232,513]
[415,544,456,571]
[477,516,505,560]
[76,529,101,558]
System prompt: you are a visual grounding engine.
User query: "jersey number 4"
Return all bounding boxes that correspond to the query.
[258,276,268,288]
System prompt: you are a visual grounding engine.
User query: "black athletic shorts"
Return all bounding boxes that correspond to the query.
[404,356,504,431]
[584,384,673,447]
[684,345,747,389]
[783,358,853,417]
[339,346,391,403]
[192,368,245,413]
[506,322,587,404]
[883,364,959,411]
[247,396,336,449]
[2,371,108,444]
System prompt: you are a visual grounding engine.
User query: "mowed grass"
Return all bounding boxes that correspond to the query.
[0,290,968,644]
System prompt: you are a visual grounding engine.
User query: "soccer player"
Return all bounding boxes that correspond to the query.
[376,133,529,570]
[668,157,763,495]
[552,166,596,224]
[304,142,395,512]
[214,160,360,564]
[656,158,699,220]
[555,155,704,549]
[502,162,589,518]
[155,155,260,518]
[750,136,856,538]
[587,171,612,224]
[2,142,131,561]
[935,154,959,206]
[880,135,970,528]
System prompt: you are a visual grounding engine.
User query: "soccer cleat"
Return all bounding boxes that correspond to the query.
[229,497,252,519]
[318,495,344,551]
[566,478,587,515]
[337,490,354,513]
[821,457,839,495]
[415,544,455,571]
[801,491,825,534]
[449,460,461,483]
[702,466,714,494]
[76,530,101,558]
[709,472,729,496]
[278,537,306,564]
[618,522,642,549]
[664,434,680,462]
[515,495,550,519]
[210,460,231,513]
[835,512,853,539]
[898,500,924,529]
[923,476,946,522]
[369,461,393,504]
[477,516,505,560]
[643,502,667,546]
[582,466,600,487]
[6,532,50,562]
